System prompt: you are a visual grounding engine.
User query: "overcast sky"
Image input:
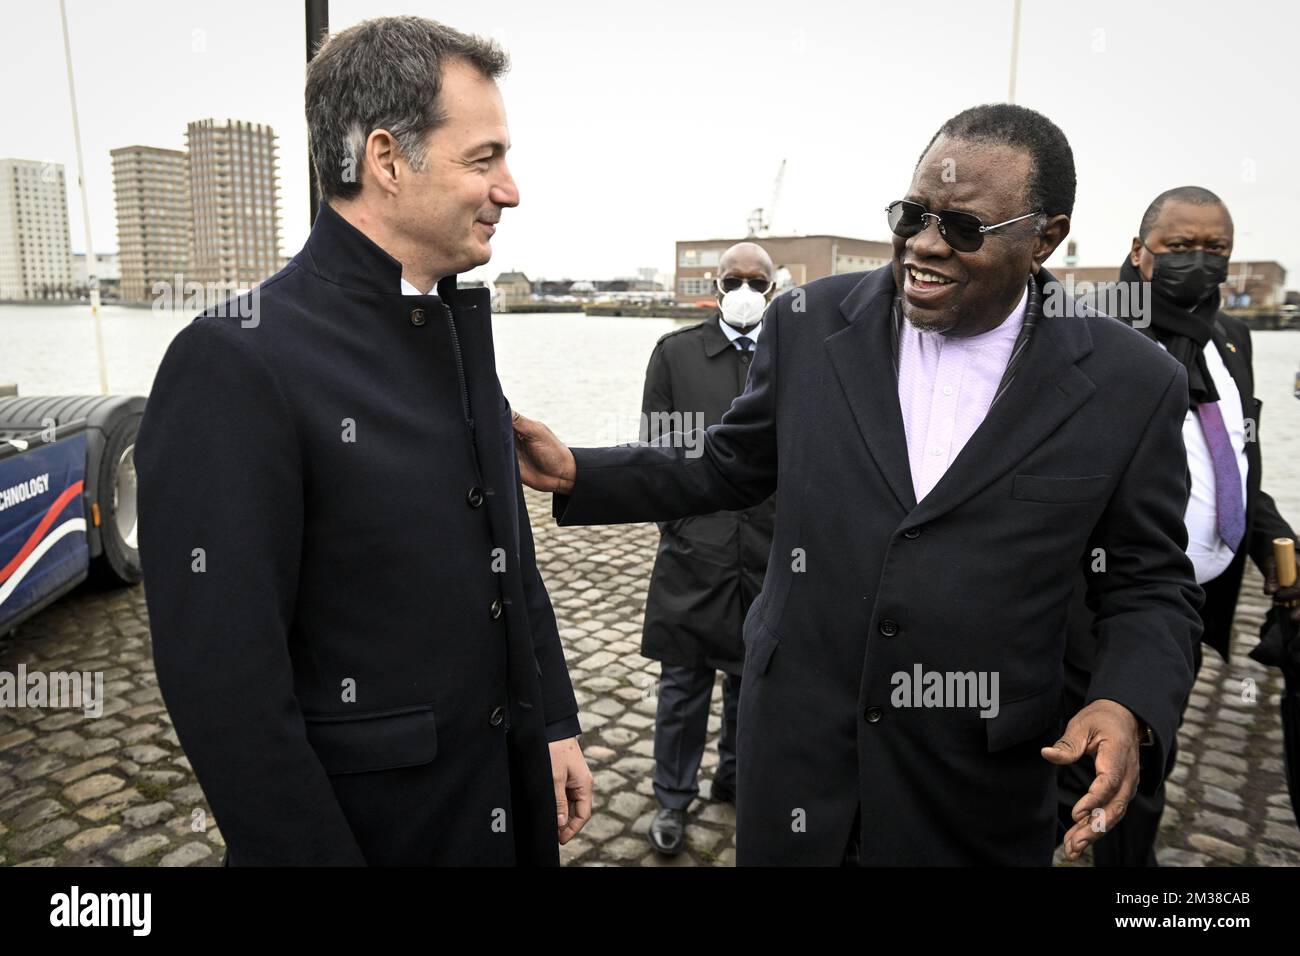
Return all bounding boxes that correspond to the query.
[3,0,1297,286]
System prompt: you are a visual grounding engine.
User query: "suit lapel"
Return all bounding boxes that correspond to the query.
[1210,320,1252,420]
[826,270,917,512]
[905,275,1097,527]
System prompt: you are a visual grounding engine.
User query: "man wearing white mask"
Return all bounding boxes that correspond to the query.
[639,241,777,855]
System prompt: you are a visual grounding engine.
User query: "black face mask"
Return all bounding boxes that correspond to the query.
[1145,245,1229,308]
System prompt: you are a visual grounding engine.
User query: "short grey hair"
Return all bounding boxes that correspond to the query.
[305,16,509,201]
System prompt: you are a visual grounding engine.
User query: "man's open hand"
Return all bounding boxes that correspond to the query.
[548,736,593,844]
[1041,698,1141,860]
[513,411,577,494]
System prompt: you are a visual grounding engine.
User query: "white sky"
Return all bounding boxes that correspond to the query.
[2,0,1297,286]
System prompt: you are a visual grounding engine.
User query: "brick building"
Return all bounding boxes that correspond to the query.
[674,234,893,300]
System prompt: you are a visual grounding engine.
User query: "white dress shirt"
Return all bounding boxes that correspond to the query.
[400,276,432,296]
[896,286,1028,502]
[1175,340,1250,584]
[719,316,762,349]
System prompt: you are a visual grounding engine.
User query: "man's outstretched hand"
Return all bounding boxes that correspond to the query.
[513,410,577,494]
[1042,698,1142,861]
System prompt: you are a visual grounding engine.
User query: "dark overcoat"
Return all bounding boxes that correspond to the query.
[639,317,775,675]
[554,266,1201,865]
[137,202,579,865]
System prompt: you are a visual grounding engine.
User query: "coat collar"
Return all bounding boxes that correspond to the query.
[703,313,736,357]
[825,265,1096,522]
[293,200,477,305]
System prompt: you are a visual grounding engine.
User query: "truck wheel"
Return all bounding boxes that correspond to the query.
[92,412,143,586]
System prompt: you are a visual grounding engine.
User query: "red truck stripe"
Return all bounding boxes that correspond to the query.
[0,481,85,585]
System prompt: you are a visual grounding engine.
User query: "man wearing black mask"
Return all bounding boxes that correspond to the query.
[1059,186,1300,865]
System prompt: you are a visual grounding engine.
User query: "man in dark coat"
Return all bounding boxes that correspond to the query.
[135,16,591,866]
[1059,186,1299,864]
[514,104,1202,865]
[641,241,777,855]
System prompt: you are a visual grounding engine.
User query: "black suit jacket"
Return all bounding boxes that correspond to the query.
[1194,315,1295,659]
[639,317,775,675]
[1067,313,1296,677]
[554,266,1201,865]
[137,202,579,865]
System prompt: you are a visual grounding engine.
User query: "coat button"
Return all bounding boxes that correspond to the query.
[467,486,484,508]
[489,706,506,727]
[410,307,426,326]
[903,527,921,539]
[865,706,883,723]
[490,598,503,620]
[878,619,899,637]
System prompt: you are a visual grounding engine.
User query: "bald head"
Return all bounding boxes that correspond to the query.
[719,241,775,280]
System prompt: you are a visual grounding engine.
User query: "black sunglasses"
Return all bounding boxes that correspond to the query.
[885,200,1041,253]
[716,276,773,295]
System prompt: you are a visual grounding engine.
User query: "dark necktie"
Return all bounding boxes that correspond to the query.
[1194,401,1246,552]
[735,336,754,352]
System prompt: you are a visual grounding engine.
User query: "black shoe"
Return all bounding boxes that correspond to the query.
[648,807,687,856]
[709,778,736,804]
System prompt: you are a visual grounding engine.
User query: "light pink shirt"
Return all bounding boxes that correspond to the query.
[897,287,1028,502]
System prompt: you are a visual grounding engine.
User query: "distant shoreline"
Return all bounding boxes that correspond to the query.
[3,299,1297,330]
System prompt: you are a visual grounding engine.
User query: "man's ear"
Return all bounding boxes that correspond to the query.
[1032,213,1070,269]
[1128,236,1143,268]
[364,129,402,198]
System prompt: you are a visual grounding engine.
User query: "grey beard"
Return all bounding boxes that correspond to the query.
[907,316,950,334]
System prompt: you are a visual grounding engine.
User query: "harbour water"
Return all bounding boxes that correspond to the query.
[2,302,1298,518]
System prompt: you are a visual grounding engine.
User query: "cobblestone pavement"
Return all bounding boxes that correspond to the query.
[1,490,1297,866]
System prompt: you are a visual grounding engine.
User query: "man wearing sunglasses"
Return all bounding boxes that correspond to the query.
[639,242,777,856]
[514,103,1199,865]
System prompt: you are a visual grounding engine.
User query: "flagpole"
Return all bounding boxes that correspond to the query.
[306,0,330,227]
[59,0,110,395]
[1008,0,1022,104]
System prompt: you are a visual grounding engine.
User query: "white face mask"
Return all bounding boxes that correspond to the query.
[719,285,767,330]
